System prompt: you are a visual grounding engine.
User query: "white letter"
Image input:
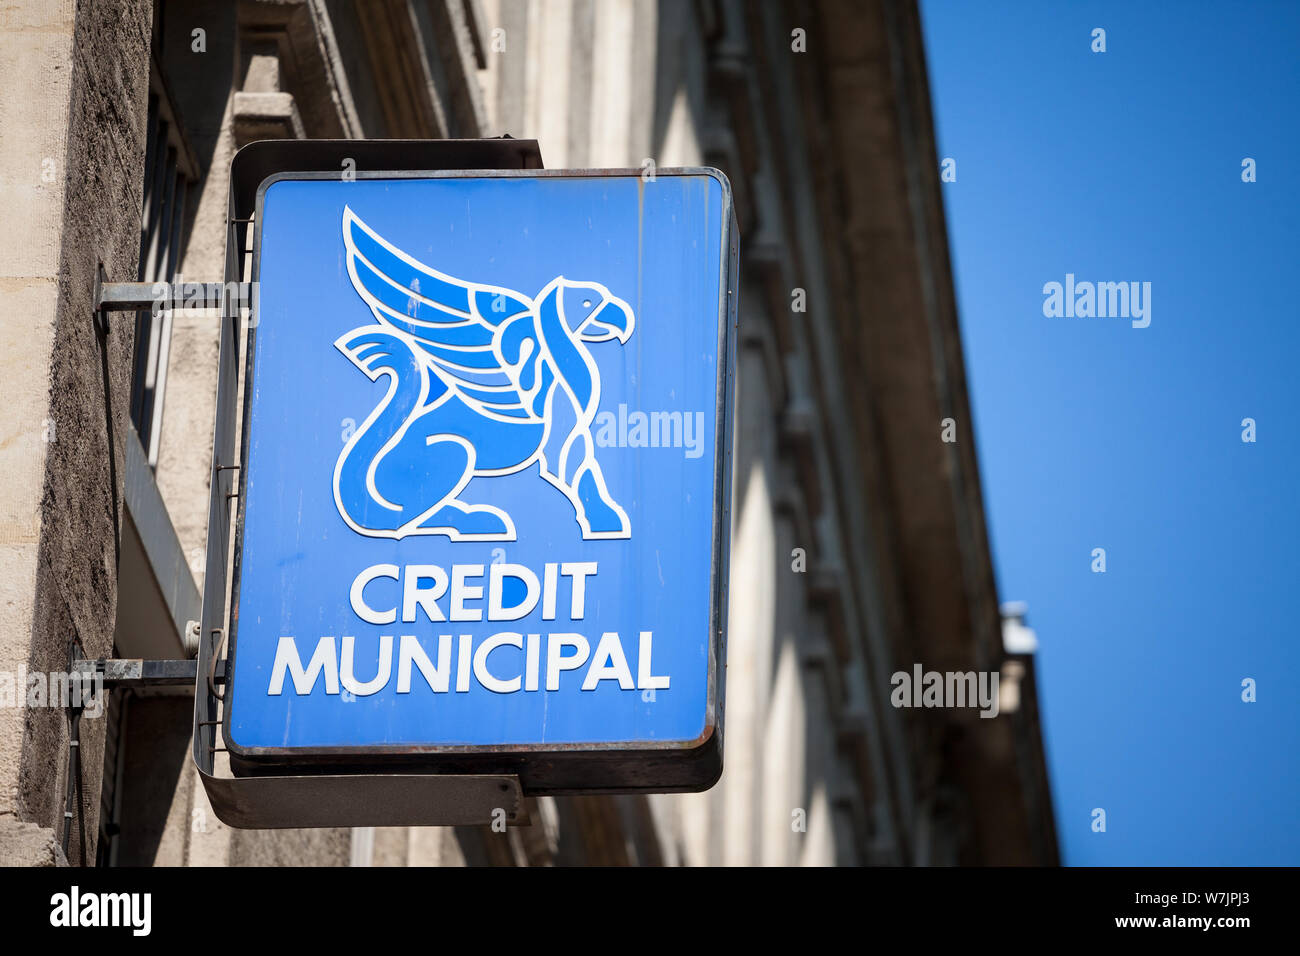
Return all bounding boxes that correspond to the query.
[525,633,541,690]
[351,565,398,624]
[685,411,706,459]
[583,633,635,690]
[340,635,392,696]
[403,566,448,622]
[450,565,485,621]
[979,671,1001,719]
[474,632,523,693]
[50,893,69,928]
[1131,281,1151,329]
[1042,281,1063,317]
[561,562,597,619]
[269,637,339,695]
[457,635,473,691]
[890,671,909,708]
[397,634,451,693]
[133,894,151,937]
[546,633,590,690]
[488,564,540,620]
[637,631,670,690]
[542,564,559,619]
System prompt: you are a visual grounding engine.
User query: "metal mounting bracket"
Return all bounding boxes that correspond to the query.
[94,277,251,313]
[73,657,221,688]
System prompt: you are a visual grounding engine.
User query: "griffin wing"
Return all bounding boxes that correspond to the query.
[342,206,553,423]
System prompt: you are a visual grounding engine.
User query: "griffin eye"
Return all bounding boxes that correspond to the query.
[582,299,592,309]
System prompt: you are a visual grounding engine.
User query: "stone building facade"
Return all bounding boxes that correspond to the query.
[0,0,1057,866]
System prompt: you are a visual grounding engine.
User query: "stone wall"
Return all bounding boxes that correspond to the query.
[0,0,153,865]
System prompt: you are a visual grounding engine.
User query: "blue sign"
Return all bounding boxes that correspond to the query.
[225,170,736,791]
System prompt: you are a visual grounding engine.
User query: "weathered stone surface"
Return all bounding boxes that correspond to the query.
[0,819,69,866]
[0,0,78,829]
[1,0,151,865]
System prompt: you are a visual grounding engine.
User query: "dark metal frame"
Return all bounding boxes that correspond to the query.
[193,140,738,826]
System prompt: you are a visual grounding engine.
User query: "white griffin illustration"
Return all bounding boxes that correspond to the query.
[332,206,635,541]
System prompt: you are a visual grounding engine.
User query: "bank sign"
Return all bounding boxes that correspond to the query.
[225,170,736,792]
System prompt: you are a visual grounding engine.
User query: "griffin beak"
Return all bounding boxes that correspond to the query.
[581,297,635,343]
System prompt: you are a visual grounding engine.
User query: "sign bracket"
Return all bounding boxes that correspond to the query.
[74,657,222,689]
[93,278,251,313]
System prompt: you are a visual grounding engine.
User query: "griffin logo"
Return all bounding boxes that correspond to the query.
[333,207,634,541]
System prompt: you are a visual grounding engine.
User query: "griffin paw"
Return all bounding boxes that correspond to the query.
[576,471,628,535]
[421,502,513,538]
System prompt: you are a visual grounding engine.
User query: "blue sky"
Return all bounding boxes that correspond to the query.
[919,0,1300,865]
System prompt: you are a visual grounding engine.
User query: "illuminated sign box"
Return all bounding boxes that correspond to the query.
[225,169,737,793]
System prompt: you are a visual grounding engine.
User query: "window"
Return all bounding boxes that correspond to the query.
[129,58,199,468]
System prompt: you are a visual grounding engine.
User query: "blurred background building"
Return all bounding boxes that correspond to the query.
[0,0,1056,866]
